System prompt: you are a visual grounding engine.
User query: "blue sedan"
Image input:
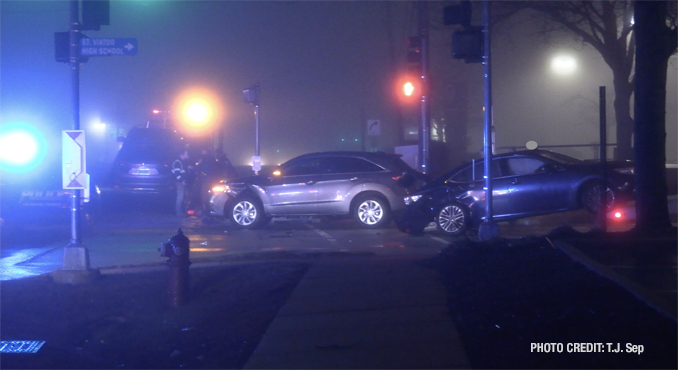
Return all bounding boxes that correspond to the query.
[393,149,635,236]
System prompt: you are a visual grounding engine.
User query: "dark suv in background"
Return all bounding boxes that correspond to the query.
[111,128,184,199]
[209,151,426,228]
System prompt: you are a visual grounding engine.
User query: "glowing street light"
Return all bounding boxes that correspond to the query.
[185,102,210,124]
[551,55,577,75]
[174,88,224,136]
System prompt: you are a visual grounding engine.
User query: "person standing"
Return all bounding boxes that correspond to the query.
[195,147,216,216]
[172,150,190,217]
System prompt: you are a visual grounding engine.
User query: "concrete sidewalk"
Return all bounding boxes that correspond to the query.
[244,255,470,369]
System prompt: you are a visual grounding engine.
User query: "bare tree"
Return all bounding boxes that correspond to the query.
[496,0,677,233]
[497,1,636,160]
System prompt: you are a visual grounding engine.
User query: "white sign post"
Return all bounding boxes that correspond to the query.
[62,130,86,189]
[54,130,99,284]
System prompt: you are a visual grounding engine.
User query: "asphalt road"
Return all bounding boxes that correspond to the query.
[0,192,641,281]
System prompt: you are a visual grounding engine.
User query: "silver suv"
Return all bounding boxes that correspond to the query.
[209,151,423,228]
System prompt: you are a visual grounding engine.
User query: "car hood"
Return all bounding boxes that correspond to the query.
[225,174,269,187]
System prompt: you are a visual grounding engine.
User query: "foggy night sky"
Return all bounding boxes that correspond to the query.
[1,0,676,178]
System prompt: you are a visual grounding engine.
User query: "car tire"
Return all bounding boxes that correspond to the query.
[435,202,470,236]
[352,194,390,228]
[228,196,269,229]
[580,182,615,214]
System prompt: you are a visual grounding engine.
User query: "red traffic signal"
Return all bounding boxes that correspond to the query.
[396,75,421,103]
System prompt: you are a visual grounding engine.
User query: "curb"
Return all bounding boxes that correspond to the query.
[551,238,677,322]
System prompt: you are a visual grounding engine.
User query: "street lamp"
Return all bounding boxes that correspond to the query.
[551,55,577,75]
[185,102,210,125]
[174,88,223,140]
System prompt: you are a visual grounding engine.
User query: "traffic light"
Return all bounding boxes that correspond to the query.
[396,75,421,104]
[407,36,422,75]
[54,32,69,63]
[444,1,483,63]
[54,32,89,63]
[243,84,260,105]
[452,26,483,63]
[82,0,110,31]
[443,1,472,26]
[403,81,415,97]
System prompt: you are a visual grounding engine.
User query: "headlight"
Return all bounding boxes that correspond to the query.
[404,194,422,205]
[614,167,634,175]
[212,185,230,193]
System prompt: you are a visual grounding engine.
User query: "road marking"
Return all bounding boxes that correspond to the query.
[428,236,450,245]
[305,224,337,243]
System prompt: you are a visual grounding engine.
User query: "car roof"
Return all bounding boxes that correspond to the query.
[292,151,403,160]
[288,151,404,164]
[282,151,409,171]
[469,149,577,160]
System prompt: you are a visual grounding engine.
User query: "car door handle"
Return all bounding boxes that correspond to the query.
[350,177,359,181]
[306,180,316,185]
[511,178,519,184]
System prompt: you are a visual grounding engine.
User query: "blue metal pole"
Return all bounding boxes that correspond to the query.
[478,0,498,241]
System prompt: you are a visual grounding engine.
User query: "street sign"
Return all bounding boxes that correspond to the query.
[367,119,381,136]
[63,130,86,189]
[80,37,137,56]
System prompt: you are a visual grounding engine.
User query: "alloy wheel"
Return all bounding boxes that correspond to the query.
[232,200,258,226]
[357,200,384,226]
[437,204,467,234]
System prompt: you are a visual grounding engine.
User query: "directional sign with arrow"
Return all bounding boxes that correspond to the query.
[367,119,381,136]
[80,37,137,56]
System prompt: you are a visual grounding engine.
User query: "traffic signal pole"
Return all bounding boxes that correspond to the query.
[69,0,82,247]
[417,2,431,175]
[53,0,99,284]
[477,0,498,241]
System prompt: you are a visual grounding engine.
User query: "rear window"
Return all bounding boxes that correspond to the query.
[116,128,182,164]
[116,144,178,164]
[326,157,384,173]
[125,128,180,145]
[385,156,414,172]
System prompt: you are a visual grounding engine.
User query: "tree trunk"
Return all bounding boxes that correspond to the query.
[612,73,634,161]
[632,1,674,233]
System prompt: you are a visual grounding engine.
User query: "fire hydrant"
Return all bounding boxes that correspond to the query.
[159,229,191,307]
